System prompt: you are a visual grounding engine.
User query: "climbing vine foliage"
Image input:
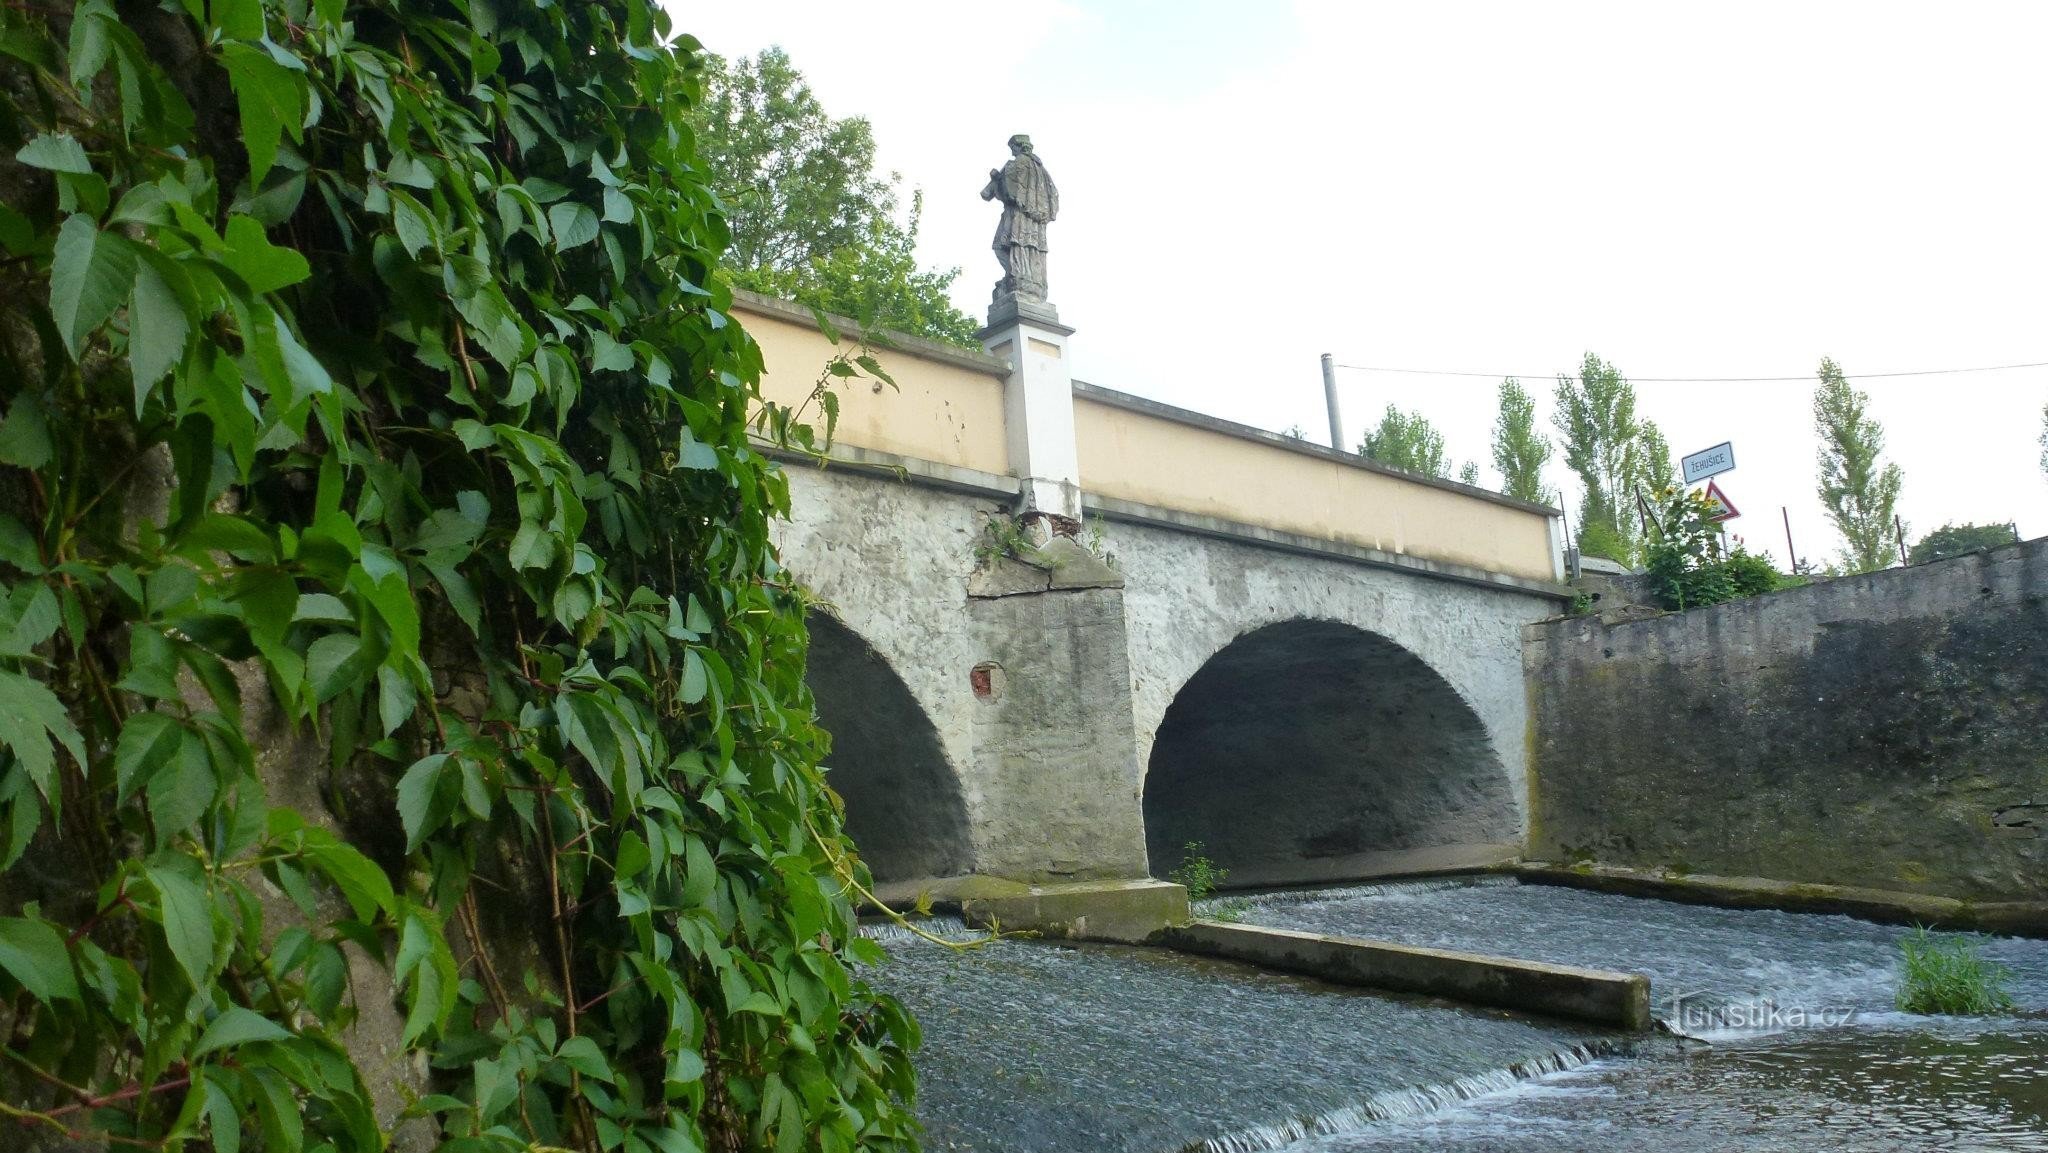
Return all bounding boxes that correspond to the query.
[0,2,918,1151]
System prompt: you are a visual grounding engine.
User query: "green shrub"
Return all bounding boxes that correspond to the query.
[1169,841,1229,901]
[1897,928,2016,1015]
[1642,487,1784,610]
[1577,518,1635,567]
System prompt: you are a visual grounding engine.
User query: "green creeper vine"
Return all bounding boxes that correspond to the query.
[0,2,924,1151]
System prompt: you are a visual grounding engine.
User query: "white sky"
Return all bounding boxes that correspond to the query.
[671,1,2048,566]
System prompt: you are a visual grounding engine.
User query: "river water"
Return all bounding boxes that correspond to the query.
[868,878,2048,1152]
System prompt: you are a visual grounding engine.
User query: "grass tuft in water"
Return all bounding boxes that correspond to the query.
[1896,926,2015,1015]
[1207,897,1253,923]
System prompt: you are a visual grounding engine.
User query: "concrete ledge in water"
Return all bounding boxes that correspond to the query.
[1156,921,1652,1031]
[961,879,1190,944]
[1516,862,2048,939]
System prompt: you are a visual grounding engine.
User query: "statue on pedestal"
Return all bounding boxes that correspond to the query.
[981,134,1058,311]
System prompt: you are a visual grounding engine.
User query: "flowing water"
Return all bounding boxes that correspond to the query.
[867,881,2048,1152]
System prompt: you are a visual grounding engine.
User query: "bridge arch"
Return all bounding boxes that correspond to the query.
[806,610,973,886]
[1142,618,1518,889]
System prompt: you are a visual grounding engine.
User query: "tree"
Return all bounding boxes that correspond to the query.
[1554,353,1644,560]
[1360,405,1451,477]
[1909,522,2018,565]
[2039,402,2047,479]
[696,48,981,345]
[1459,460,1482,486]
[1491,377,1552,502]
[1637,420,1675,492]
[1814,358,1905,572]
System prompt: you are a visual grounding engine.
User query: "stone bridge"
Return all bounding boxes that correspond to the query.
[740,293,1570,896]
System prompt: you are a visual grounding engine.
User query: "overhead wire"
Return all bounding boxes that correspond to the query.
[1330,360,2048,384]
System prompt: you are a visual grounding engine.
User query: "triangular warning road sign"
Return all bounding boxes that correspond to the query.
[1703,479,1740,522]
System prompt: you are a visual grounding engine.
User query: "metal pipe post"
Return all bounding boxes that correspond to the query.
[1320,353,1343,451]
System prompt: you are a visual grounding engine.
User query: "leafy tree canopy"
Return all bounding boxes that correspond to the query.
[1909,522,2018,565]
[1814,357,1905,573]
[1360,405,1451,477]
[697,47,981,346]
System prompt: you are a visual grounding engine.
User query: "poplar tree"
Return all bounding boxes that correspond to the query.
[1553,353,1643,560]
[1491,378,1553,503]
[1638,420,1676,492]
[2038,402,2047,479]
[1814,358,1906,571]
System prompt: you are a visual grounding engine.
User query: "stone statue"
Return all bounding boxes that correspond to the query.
[981,134,1058,310]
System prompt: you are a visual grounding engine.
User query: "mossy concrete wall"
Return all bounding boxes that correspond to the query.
[1526,538,2048,902]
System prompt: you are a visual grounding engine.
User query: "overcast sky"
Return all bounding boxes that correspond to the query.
[672,1,2048,566]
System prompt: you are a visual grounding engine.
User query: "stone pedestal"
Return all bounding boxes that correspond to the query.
[980,301,1082,524]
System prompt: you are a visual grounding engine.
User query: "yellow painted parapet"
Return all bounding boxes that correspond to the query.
[1073,386,1560,583]
[731,291,1561,586]
[734,291,1012,476]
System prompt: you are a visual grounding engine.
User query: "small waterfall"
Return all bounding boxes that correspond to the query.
[1184,1040,1626,1153]
[857,913,974,943]
[1196,874,1513,919]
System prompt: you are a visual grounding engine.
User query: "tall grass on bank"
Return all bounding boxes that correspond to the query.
[1896,927,2016,1015]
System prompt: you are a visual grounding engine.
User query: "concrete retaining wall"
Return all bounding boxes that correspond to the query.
[1157,921,1651,1030]
[1526,538,2048,902]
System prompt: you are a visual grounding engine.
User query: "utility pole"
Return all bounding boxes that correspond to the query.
[1320,353,1343,452]
[1781,506,1796,571]
[1895,514,1909,566]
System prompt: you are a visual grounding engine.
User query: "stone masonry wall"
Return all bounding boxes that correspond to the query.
[1526,538,2048,901]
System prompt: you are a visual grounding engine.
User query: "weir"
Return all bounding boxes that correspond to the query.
[870,880,2048,1151]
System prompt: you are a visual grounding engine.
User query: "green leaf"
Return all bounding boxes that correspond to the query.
[395,754,449,853]
[397,909,456,1044]
[678,425,719,470]
[645,1126,705,1153]
[0,668,86,813]
[15,132,91,174]
[49,214,138,360]
[202,1074,241,1153]
[554,1035,615,1082]
[549,201,600,249]
[453,284,529,366]
[377,663,416,736]
[149,731,218,836]
[303,836,397,923]
[306,632,367,702]
[473,1053,519,1124]
[221,43,303,183]
[0,917,79,1003]
[680,649,708,705]
[130,257,192,410]
[115,711,184,802]
[389,188,435,258]
[218,215,310,294]
[192,1006,293,1057]
[666,1048,706,1086]
[146,863,216,989]
[681,835,715,909]
[0,390,53,469]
